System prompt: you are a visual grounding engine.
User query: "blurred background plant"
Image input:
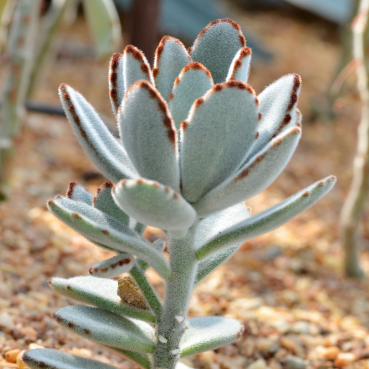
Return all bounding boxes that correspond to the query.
[0,0,122,200]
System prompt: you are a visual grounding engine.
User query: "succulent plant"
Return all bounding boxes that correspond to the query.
[23,18,336,369]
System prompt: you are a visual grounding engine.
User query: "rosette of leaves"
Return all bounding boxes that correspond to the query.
[23,18,336,369]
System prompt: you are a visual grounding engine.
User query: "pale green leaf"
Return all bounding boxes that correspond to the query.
[118,80,179,191]
[181,81,259,203]
[196,175,336,260]
[52,306,155,353]
[59,84,137,182]
[153,36,192,101]
[195,126,302,217]
[49,276,156,323]
[226,47,252,83]
[23,349,119,369]
[83,0,121,58]
[180,317,244,356]
[93,182,129,226]
[169,62,213,130]
[113,178,197,231]
[190,19,246,83]
[123,45,154,92]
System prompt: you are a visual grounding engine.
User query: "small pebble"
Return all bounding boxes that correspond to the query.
[4,349,20,363]
[0,313,14,329]
[334,353,355,368]
[19,327,38,342]
[284,355,308,369]
[247,358,267,369]
[320,346,339,361]
[280,337,296,353]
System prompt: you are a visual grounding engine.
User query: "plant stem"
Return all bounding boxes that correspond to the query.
[341,0,369,278]
[153,227,198,369]
[130,262,162,317]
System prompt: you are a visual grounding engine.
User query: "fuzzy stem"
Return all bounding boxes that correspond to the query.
[341,0,369,278]
[153,227,198,369]
[130,262,162,317]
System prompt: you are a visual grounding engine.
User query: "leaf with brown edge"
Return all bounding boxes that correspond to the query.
[246,73,302,160]
[190,19,246,84]
[49,276,156,323]
[169,62,213,130]
[118,80,180,191]
[153,36,192,102]
[180,80,259,203]
[23,349,121,369]
[226,47,252,83]
[194,126,302,217]
[109,53,124,116]
[89,253,134,278]
[66,182,93,204]
[195,176,336,260]
[52,306,155,353]
[112,178,197,232]
[58,84,137,183]
[93,182,129,226]
[47,196,171,279]
[123,45,154,92]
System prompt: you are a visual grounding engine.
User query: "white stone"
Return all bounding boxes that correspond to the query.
[158,335,168,343]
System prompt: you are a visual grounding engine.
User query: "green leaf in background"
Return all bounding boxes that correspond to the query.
[83,0,122,58]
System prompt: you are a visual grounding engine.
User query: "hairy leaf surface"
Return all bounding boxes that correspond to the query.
[181,81,259,203]
[89,253,134,278]
[123,45,154,91]
[23,349,119,369]
[196,175,336,260]
[226,47,252,83]
[52,306,155,353]
[47,197,171,279]
[119,80,179,191]
[66,182,93,204]
[180,317,244,356]
[59,84,137,182]
[93,182,129,226]
[49,276,156,322]
[195,126,301,216]
[247,74,302,159]
[154,36,192,102]
[169,62,213,130]
[113,179,196,231]
[190,19,246,83]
